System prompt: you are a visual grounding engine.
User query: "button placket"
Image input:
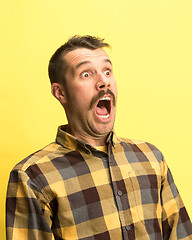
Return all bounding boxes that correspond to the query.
[108,142,130,238]
[117,190,122,196]
[125,225,131,231]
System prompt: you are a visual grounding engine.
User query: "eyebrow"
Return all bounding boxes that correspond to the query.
[105,59,113,66]
[74,58,112,70]
[75,61,90,70]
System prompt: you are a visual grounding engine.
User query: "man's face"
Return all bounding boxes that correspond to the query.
[63,48,118,142]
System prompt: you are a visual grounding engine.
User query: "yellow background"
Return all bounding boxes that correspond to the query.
[1,0,192,238]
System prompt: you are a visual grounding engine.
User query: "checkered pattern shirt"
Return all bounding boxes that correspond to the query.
[6,125,192,240]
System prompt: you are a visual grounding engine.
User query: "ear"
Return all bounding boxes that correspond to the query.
[51,83,67,104]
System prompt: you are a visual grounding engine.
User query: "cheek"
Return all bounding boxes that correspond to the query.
[71,91,92,108]
[77,84,95,100]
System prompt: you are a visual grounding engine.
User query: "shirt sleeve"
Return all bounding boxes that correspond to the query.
[161,159,192,239]
[6,169,54,240]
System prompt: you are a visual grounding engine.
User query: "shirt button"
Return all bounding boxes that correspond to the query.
[117,190,122,196]
[125,225,131,231]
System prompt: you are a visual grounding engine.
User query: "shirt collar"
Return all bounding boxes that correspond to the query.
[56,124,117,151]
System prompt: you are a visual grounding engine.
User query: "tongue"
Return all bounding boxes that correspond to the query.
[96,106,108,115]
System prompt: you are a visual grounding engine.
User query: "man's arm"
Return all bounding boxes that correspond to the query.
[6,169,54,240]
[161,159,192,239]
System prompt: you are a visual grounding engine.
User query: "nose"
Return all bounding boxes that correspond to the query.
[96,73,110,91]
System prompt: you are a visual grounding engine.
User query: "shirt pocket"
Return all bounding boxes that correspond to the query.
[128,168,161,223]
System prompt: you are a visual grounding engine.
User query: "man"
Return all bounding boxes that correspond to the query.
[6,35,192,240]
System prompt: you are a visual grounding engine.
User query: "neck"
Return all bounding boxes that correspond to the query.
[67,125,107,146]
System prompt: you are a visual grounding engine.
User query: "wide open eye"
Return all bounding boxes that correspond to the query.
[81,72,90,78]
[104,70,111,76]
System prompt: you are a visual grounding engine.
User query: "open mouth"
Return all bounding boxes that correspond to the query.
[95,96,111,119]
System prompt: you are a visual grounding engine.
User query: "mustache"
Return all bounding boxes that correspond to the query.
[89,89,116,110]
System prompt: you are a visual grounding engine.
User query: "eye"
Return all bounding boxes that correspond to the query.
[81,72,90,78]
[104,69,111,76]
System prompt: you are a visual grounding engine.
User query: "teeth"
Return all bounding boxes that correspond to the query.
[98,114,109,119]
[100,96,110,101]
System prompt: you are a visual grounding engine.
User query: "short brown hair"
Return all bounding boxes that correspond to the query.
[48,35,110,86]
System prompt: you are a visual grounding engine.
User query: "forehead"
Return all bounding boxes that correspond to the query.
[64,48,111,69]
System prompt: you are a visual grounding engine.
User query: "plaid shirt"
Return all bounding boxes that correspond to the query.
[6,125,192,240]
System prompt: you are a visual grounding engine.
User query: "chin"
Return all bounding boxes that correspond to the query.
[93,122,114,136]
[89,113,115,137]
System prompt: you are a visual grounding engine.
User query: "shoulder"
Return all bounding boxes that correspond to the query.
[118,137,160,151]
[12,142,66,173]
[115,137,167,177]
[116,136,164,164]
[9,142,71,196]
